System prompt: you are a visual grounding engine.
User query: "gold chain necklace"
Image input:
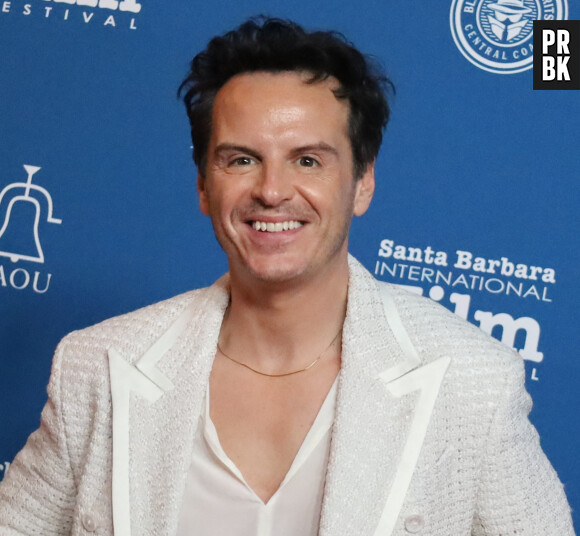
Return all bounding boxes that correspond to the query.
[217,328,342,378]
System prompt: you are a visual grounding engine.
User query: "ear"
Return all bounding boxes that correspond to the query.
[353,163,375,217]
[197,173,210,216]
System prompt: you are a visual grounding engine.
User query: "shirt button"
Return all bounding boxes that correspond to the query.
[404,514,424,533]
[81,513,97,532]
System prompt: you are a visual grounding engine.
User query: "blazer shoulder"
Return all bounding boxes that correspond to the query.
[378,279,520,369]
[348,258,518,370]
[57,277,228,367]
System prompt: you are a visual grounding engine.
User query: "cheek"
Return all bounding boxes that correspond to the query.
[205,188,241,230]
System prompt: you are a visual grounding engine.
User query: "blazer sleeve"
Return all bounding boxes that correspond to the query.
[0,341,76,535]
[472,355,575,535]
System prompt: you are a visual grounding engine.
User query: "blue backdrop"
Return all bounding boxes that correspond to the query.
[0,1,578,530]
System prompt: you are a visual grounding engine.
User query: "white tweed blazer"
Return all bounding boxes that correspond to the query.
[0,256,574,535]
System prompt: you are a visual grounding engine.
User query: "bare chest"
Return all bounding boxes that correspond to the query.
[208,358,339,503]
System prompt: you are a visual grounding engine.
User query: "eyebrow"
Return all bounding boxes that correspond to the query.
[213,144,262,160]
[290,143,339,158]
[213,142,340,160]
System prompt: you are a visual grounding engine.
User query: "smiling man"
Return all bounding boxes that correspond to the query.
[0,17,574,536]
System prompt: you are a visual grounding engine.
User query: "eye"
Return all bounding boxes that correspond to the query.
[297,156,319,168]
[230,156,255,166]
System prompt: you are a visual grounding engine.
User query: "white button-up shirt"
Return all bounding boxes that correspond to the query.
[177,379,338,535]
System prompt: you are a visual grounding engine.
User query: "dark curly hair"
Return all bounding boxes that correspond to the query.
[179,17,393,179]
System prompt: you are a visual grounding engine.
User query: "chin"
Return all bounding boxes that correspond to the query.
[241,257,312,285]
[248,265,305,284]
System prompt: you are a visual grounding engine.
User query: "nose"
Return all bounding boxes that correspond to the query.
[251,162,294,207]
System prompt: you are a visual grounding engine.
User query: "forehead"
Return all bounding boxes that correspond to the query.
[210,71,349,142]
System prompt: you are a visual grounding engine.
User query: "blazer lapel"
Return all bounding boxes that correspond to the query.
[319,259,450,536]
[108,276,230,535]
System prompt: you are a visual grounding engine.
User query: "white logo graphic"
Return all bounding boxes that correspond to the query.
[0,165,62,264]
[42,0,142,13]
[1,1,141,31]
[450,0,569,74]
[374,238,558,381]
[0,462,10,481]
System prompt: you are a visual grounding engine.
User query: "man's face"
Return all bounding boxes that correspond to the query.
[198,71,374,286]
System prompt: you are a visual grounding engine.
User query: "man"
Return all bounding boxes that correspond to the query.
[0,17,574,536]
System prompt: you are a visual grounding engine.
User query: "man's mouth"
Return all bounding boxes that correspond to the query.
[251,220,304,232]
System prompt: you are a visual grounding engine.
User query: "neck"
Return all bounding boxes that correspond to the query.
[219,257,349,372]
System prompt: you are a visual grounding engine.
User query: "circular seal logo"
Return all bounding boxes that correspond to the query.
[450,0,568,74]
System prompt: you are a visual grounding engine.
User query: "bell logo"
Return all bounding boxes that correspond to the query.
[0,165,62,264]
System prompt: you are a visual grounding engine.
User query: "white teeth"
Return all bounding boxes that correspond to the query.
[252,220,303,232]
